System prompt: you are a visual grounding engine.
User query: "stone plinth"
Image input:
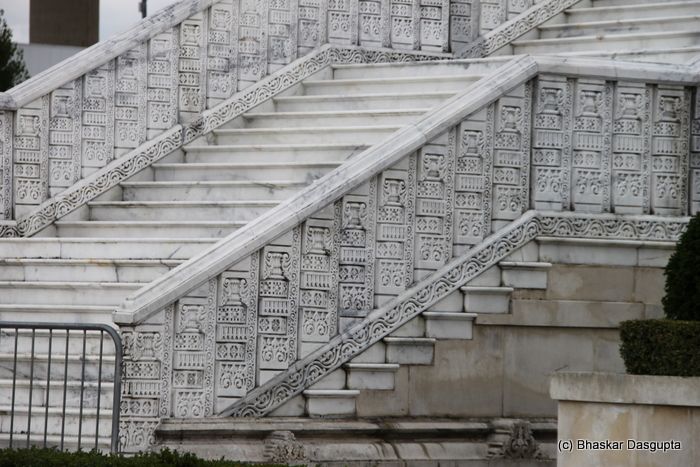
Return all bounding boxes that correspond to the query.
[550,372,700,467]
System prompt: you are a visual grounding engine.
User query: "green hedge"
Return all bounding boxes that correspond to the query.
[0,448,284,467]
[619,320,700,376]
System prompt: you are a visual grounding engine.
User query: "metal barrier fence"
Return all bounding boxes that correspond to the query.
[0,322,122,452]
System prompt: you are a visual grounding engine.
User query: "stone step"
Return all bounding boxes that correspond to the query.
[0,405,112,438]
[589,0,697,7]
[423,312,477,340]
[121,180,307,202]
[211,125,400,145]
[349,341,387,365]
[499,261,552,290]
[383,337,436,365]
[389,315,426,338]
[0,354,116,381]
[241,109,428,128]
[0,305,116,324]
[302,389,359,418]
[0,281,141,306]
[330,58,508,79]
[0,258,179,282]
[302,75,482,95]
[0,329,117,355]
[0,238,214,260]
[344,363,400,390]
[460,286,514,314]
[88,200,277,222]
[273,91,454,112]
[565,1,700,23]
[552,46,700,64]
[513,29,700,55]
[56,220,244,239]
[539,15,700,39]
[183,143,367,164]
[152,161,340,182]
[0,379,114,409]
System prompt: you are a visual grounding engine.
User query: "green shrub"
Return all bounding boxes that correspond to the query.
[662,213,700,321]
[619,320,700,376]
[0,447,285,467]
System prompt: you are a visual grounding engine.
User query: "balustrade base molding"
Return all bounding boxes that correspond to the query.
[155,417,558,464]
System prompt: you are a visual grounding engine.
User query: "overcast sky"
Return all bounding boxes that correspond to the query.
[0,0,178,44]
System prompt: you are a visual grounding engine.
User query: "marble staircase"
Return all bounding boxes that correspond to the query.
[505,0,700,63]
[0,60,492,448]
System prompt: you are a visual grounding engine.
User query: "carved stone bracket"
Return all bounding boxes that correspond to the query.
[264,431,307,463]
[487,419,544,460]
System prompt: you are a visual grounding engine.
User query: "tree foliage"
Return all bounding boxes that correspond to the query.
[662,213,700,321]
[0,9,29,91]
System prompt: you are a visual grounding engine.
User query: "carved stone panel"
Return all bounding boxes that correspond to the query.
[257,234,300,371]
[120,315,166,452]
[532,76,571,211]
[0,111,11,219]
[328,0,359,45]
[492,87,530,221]
[612,82,650,214]
[419,0,449,52]
[48,80,81,195]
[115,46,147,156]
[146,30,178,136]
[359,0,387,48]
[338,182,376,317]
[300,215,340,344]
[414,133,454,271]
[571,79,611,213]
[651,86,689,215]
[298,0,326,55]
[215,263,257,401]
[81,63,115,175]
[14,97,49,211]
[172,287,216,418]
[390,0,419,49]
[449,0,476,54]
[239,0,269,85]
[178,14,206,120]
[454,107,491,250]
[691,87,700,215]
[269,0,299,72]
[376,168,410,295]
[207,0,237,107]
[506,0,533,19]
[480,0,505,34]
